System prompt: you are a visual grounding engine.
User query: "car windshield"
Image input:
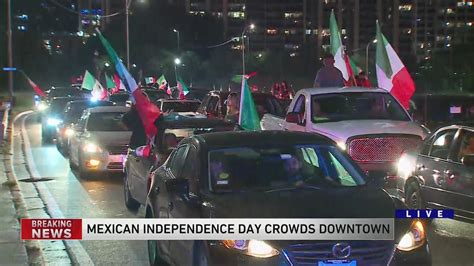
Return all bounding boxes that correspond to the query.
[311,92,410,123]
[86,112,128,131]
[161,101,200,112]
[49,88,81,98]
[109,94,130,103]
[209,145,366,192]
[50,99,72,114]
[143,90,169,102]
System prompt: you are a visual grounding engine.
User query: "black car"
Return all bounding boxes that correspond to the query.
[45,86,84,101]
[143,88,170,102]
[146,131,431,266]
[411,94,474,131]
[396,125,474,223]
[109,93,130,106]
[123,115,235,211]
[56,100,115,154]
[41,97,81,143]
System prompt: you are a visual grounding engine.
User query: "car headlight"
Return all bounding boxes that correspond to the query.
[83,142,102,153]
[37,102,48,111]
[397,153,416,179]
[65,128,75,137]
[47,117,62,126]
[222,240,279,258]
[397,220,426,251]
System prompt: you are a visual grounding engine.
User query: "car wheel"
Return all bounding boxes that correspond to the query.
[148,240,167,266]
[78,154,91,179]
[193,241,209,266]
[124,173,140,211]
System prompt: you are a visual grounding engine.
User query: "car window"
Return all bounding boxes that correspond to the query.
[420,135,435,156]
[86,112,128,131]
[293,95,305,114]
[169,145,189,177]
[454,130,474,162]
[429,129,457,159]
[206,96,219,116]
[180,146,199,192]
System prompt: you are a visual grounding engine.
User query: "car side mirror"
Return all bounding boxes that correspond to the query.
[461,155,474,167]
[286,112,302,124]
[165,178,189,195]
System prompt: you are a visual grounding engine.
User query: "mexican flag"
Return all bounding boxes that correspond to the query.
[349,57,362,75]
[106,74,115,90]
[329,10,353,82]
[22,72,45,97]
[177,78,190,100]
[97,29,161,138]
[145,77,156,85]
[82,70,107,100]
[113,74,126,93]
[239,78,261,131]
[375,21,415,109]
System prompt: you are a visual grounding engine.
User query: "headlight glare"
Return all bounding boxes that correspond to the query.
[222,240,279,258]
[38,102,48,111]
[397,220,426,251]
[397,153,415,179]
[47,118,62,126]
[83,143,102,153]
[65,128,75,137]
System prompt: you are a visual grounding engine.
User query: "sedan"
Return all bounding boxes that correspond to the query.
[146,131,431,265]
[397,125,474,223]
[69,106,131,179]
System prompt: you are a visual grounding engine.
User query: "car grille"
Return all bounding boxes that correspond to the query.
[284,241,395,265]
[106,145,129,155]
[347,135,422,163]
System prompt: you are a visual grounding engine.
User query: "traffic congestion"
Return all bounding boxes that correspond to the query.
[2,1,474,266]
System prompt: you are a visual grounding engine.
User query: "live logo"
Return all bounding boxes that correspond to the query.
[395,209,455,219]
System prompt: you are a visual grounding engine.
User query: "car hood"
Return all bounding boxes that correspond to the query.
[204,186,411,242]
[85,131,132,146]
[310,120,426,143]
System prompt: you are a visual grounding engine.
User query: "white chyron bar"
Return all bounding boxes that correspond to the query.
[80,218,394,241]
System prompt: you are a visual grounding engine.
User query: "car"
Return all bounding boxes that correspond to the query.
[146,131,431,266]
[197,90,285,120]
[56,100,115,155]
[411,94,474,131]
[396,125,474,223]
[155,99,202,117]
[185,88,211,101]
[41,97,81,143]
[45,86,84,101]
[123,115,235,211]
[143,88,170,102]
[109,93,130,106]
[260,87,428,193]
[68,106,131,179]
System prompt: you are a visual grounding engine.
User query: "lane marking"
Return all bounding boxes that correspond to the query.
[18,111,94,265]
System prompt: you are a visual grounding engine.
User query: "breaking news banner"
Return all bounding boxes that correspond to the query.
[395,209,455,219]
[21,218,394,241]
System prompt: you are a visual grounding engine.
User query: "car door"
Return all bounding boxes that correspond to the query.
[443,129,474,218]
[285,94,306,132]
[416,128,459,207]
[128,148,152,205]
[70,115,87,166]
[169,145,202,266]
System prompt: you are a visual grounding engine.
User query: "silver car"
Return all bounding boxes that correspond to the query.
[69,106,131,179]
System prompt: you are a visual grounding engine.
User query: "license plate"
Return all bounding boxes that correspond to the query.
[109,155,123,163]
[318,260,356,266]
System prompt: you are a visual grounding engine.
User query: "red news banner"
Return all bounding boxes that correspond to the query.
[21,219,82,240]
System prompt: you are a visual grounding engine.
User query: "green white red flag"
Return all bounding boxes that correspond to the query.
[375,21,415,109]
[329,10,354,83]
[239,78,261,131]
[22,72,45,97]
[81,70,107,100]
[177,78,190,100]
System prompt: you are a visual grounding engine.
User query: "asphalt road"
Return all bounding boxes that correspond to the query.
[21,112,474,265]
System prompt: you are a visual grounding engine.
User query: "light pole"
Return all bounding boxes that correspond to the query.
[241,23,255,78]
[173,29,180,53]
[6,0,14,100]
[365,39,377,74]
[174,58,181,82]
[125,0,130,69]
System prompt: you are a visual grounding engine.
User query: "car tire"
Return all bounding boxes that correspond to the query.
[193,241,209,266]
[124,173,140,211]
[148,240,167,266]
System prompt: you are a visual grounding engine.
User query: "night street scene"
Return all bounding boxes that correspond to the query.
[1,0,474,265]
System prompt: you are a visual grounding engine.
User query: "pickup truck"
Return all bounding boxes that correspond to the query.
[261,87,428,192]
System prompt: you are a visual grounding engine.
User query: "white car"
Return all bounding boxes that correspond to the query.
[261,87,428,193]
[69,106,131,179]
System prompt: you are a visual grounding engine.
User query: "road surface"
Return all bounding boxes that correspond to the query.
[18,112,474,265]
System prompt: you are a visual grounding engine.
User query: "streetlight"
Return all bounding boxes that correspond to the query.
[6,0,13,99]
[365,39,377,74]
[173,29,180,53]
[241,23,255,78]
